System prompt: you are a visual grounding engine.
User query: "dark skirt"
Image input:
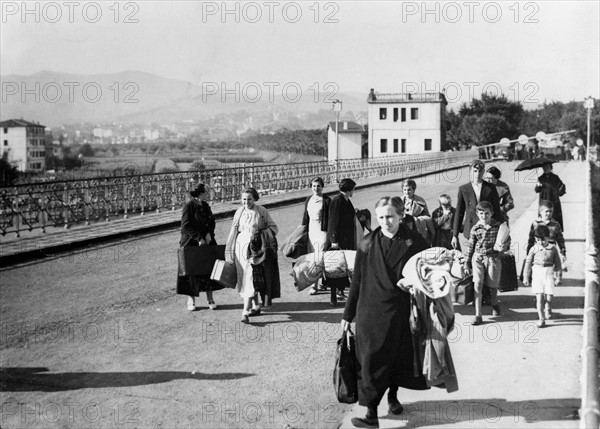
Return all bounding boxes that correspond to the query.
[258,255,281,306]
[176,274,224,296]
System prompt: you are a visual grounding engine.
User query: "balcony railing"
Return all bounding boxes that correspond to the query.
[0,151,476,237]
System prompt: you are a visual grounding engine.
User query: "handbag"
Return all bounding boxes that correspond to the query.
[333,328,359,404]
[177,245,225,277]
[281,225,308,259]
[452,275,474,305]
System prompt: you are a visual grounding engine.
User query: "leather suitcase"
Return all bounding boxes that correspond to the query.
[178,245,225,277]
[210,259,237,289]
[452,276,474,305]
[498,252,519,292]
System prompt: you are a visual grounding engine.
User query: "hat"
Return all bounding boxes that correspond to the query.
[470,159,485,170]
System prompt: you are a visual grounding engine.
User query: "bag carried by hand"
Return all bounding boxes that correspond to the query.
[333,328,359,404]
[178,245,225,277]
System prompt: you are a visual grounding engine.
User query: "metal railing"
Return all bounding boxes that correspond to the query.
[580,160,600,428]
[0,151,477,237]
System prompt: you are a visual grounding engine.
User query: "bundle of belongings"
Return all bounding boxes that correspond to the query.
[291,250,356,292]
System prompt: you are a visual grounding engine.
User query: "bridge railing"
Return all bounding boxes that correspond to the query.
[0,151,477,237]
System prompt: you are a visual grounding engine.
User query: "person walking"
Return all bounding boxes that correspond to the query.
[431,194,456,249]
[341,196,430,428]
[225,187,280,323]
[301,177,331,295]
[451,159,502,252]
[325,178,362,307]
[177,183,221,311]
[484,166,515,225]
[535,162,566,231]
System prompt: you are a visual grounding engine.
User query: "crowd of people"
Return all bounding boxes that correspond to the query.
[176,158,567,429]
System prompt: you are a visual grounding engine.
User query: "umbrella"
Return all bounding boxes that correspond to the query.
[515,157,557,171]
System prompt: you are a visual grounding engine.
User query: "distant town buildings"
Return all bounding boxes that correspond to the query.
[0,119,47,172]
[327,121,363,161]
[366,89,447,158]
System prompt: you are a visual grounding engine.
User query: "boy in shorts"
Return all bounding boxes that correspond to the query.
[523,224,562,327]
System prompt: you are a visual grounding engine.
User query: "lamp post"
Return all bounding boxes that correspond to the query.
[332,99,342,158]
[584,96,595,161]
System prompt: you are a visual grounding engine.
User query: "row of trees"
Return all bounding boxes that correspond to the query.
[446,93,599,150]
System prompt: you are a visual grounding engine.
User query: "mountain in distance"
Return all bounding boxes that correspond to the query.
[0,70,370,128]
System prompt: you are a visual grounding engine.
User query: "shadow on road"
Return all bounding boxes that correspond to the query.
[377,397,579,428]
[0,367,254,392]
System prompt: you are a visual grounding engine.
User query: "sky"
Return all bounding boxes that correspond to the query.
[1,0,599,106]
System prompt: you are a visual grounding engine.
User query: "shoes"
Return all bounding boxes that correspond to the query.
[186,297,195,311]
[309,288,318,295]
[249,308,262,316]
[351,416,379,428]
[472,316,483,326]
[241,314,250,324]
[491,304,501,316]
[336,291,347,301]
[208,301,217,310]
[537,319,546,328]
[544,306,552,320]
[388,400,404,415]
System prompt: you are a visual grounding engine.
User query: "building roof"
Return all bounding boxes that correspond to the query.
[367,92,447,104]
[0,119,46,128]
[328,121,364,133]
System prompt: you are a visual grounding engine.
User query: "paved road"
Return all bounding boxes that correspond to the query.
[0,161,586,428]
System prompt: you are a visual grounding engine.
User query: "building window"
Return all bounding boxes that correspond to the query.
[401,108,406,122]
[425,139,432,151]
[411,108,419,120]
[3,140,7,146]
[3,128,7,133]
[393,108,398,122]
[401,139,406,153]
[393,139,399,153]
[380,108,387,120]
[380,139,388,153]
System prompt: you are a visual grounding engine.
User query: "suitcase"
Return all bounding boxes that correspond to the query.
[452,276,474,305]
[498,252,519,292]
[210,260,237,289]
[177,245,225,277]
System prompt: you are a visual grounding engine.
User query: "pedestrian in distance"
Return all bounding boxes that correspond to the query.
[464,201,509,326]
[484,166,515,225]
[177,183,222,311]
[301,177,331,295]
[523,224,562,328]
[341,196,430,429]
[534,162,566,231]
[225,187,280,324]
[431,194,456,250]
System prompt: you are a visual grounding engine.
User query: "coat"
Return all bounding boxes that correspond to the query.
[342,226,430,408]
[535,172,566,231]
[179,199,216,247]
[326,194,357,250]
[452,181,502,240]
[301,195,331,232]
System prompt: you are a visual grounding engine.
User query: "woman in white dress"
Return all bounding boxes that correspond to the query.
[226,188,280,324]
[301,177,331,295]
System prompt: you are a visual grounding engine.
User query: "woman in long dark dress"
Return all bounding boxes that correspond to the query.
[177,183,223,311]
[341,197,430,428]
[535,162,566,231]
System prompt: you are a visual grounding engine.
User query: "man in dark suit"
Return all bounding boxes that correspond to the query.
[451,159,503,251]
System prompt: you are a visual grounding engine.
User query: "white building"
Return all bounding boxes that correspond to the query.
[327,121,363,161]
[367,89,447,158]
[0,119,47,172]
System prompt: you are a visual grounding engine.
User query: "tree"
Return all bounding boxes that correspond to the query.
[79,143,95,157]
[0,155,19,186]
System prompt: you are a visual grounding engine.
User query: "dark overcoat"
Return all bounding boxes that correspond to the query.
[326,194,356,250]
[342,225,430,408]
[452,181,502,240]
[535,172,565,231]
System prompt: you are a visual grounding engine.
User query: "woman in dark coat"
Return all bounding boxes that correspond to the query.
[342,196,430,428]
[177,183,223,311]
[535,162,566,231]
[326,178,361,306]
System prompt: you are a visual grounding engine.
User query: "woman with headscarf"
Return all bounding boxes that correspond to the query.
[225,187,280,323]
[177,183,222,311]
[535,162,566,231]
